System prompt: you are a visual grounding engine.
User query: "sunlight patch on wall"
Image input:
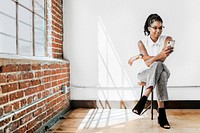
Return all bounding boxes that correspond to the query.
[98,17,132,87]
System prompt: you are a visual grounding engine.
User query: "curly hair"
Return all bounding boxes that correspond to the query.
[144,14,163,36]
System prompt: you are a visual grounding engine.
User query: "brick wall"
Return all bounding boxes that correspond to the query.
[0,60,70,133]
[0,0,70,132]
[51,0,63,59]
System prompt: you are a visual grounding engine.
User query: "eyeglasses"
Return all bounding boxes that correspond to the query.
[150,26,165,30]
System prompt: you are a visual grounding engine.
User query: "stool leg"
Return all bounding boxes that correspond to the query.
[140,86,144,98]
[151,91,153,120]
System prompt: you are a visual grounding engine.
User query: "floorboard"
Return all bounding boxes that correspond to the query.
[47,109,200,133]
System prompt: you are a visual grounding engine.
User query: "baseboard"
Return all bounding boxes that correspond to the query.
[164,100,200,109]
[71,100,200,109]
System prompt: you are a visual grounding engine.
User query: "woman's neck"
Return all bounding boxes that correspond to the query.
[150,36,159,43]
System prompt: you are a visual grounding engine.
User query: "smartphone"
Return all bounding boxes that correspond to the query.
[167,40,175,47]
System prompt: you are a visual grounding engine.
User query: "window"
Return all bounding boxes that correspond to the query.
[0,0,47,57]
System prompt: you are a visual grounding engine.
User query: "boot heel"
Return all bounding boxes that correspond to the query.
[132,96,147,115]
[158,108,170,129]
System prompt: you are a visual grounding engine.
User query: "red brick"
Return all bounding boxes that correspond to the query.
[42,64,48,69]
[55,64,61,68]
[0,95,8,105]
[54,38,62,44]
[27,96,33,104]
[20,72,34,80]
[52,53,63,58]
[61,64,67,68]
[19,81,32,89]
[51,75,59,81]
[1,64,18,73]
[52,69,57,74]
[58,80,63,85]
[43,115,52,124]
[1,83,18,93]
[47,108,53,116]
[4,104,12,114]
[18,64,31,71]
[37,93,42,99]
[25,87,36,96]
[52,81,57,87]
[59,74,65,79]
[49,64,56,69]
[27,105,36,113]
[33,108,43,117]
[44,83,51,89]
[52,31,62,38]
[4,120,20,132]
[31,79,41,86]
[27,119,37,129]
[12,101,20,110]
[0,107,3,117]
[38,85,44,92]
[61,69,67,73]
[0,74,6,83]
[46,96,53,102]
[52,43,62,49]
[43,90,51,97]
[13,125,27,133]
[27,122,42,133]
[10,91,24,101]
[7,74,18,82]
[20,99,26,107]
[42,77,51,83]
[44,70,52,76]
[35,71,43,78]
[13,110,26,120]
[37,101,44,107]
[32,64,41,70]
[52,48,63,53]
[20,113,33,125]
[0,117,11,127]
[36,112,46,122]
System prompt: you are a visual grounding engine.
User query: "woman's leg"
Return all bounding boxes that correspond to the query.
[156,71,169,102]
[140,61,166,98]
[157,101,165,108]
[133,61,164,115]
[144,86,153,97]
[156,71,170,129]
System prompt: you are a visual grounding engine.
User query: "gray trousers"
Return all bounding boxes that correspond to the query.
[138,61,170,101]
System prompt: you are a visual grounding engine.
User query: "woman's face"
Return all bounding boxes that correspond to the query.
[148,21,163,39]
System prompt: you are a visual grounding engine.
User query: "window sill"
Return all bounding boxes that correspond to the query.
[0,53,69,63]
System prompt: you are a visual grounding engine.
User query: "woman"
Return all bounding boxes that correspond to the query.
[129,13,174,129]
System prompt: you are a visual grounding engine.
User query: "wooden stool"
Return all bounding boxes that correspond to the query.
[138,82,154,120]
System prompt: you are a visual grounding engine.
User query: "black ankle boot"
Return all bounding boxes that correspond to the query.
[132,96,147,115]
[158,108,170,129]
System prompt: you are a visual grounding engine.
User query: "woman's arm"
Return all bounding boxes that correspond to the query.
[128,54,143,66]
[138,37,174,67]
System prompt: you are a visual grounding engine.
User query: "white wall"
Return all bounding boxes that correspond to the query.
[63,0,200,100]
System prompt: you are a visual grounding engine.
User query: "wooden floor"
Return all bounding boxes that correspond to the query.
[47,108,200,133]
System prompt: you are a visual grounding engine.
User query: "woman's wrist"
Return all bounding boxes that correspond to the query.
[139,54,143,59]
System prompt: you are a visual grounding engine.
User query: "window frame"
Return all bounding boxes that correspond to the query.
[0,0,47,57]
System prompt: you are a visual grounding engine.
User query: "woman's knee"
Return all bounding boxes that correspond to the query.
[151,61,163,69]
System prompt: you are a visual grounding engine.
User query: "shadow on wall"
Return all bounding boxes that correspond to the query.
[98,16,133,87]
